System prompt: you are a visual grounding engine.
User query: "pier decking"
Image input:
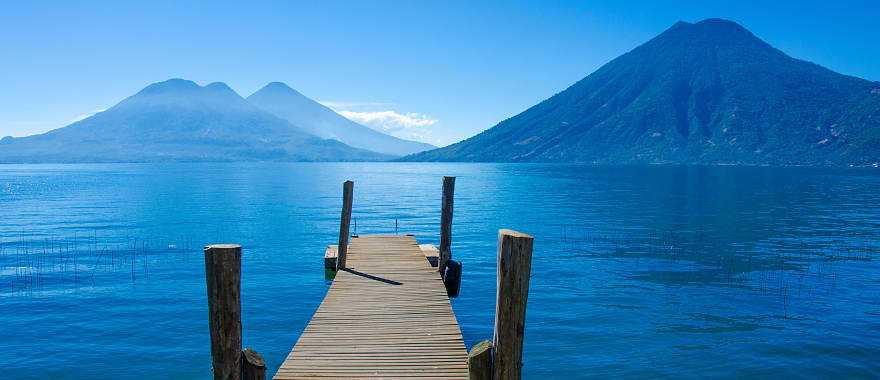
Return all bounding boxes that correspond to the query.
[274,234,469,379]
[203,178,533,380]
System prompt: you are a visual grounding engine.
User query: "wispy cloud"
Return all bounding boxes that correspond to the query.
[68,108,106,124]
[321,101,441,144]
[336,110,438,132]
[320,101,395,110]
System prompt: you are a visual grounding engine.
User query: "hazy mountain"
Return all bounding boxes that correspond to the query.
[247,82,434,156]
[0,79,389,163]
[403,19,880,166]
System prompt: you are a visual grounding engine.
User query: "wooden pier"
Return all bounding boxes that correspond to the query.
[203,177,534,380]
[275,234,468,379]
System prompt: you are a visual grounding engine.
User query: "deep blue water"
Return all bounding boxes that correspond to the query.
[2,163,880,379]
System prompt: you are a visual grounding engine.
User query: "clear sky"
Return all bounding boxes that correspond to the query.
[1,0,878,146]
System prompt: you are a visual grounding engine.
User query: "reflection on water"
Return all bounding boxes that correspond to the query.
[1,163,879,379]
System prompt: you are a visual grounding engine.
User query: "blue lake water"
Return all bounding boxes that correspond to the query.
[2,163,880,379]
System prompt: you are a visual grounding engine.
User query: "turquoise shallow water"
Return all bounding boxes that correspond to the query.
[1,163,880,379]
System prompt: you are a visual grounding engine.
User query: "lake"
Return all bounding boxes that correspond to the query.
[1,163,879,379]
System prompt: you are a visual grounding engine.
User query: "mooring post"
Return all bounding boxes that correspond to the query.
[242,348,266,380]
[337,180,354,270]
[439,176,455,272]
[467,339,493,380]
[493,229,534,380]
[204,244,242,380]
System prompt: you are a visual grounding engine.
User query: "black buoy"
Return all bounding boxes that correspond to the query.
[442,259,462,298]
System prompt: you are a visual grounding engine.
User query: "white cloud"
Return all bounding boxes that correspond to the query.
[336,110,438,132]
[321,101,441,144]
[319,101,394,109]
[68,108,106,124]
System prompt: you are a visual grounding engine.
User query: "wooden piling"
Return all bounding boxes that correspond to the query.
[204,244,242,380]
[467,340,493,380]
[419,243,440,267]
[323,245,338,270]
[493,230,534,380]
[336,180,354,270]
[439,176,455,272]
[242,348,266,380]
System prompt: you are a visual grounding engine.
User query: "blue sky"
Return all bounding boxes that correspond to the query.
[1,0,878,146]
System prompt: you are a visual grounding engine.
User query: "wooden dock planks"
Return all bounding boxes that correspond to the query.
[274,235,469,379]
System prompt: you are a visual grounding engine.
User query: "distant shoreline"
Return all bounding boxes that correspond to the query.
[0,160,877,168]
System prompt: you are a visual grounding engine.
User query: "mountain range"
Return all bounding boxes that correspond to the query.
[403,18,880,166]
[0,79,430,163]
[3,18,879,166]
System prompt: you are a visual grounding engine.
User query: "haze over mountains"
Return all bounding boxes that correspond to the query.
[247,82,434,156]
[405,18,880,166]
[0,79,428,163]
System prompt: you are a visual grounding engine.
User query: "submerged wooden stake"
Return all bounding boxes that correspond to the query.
[493,229,534,380]
[204,244,242,380]
[337,180,354,270]
[439,176,455,272]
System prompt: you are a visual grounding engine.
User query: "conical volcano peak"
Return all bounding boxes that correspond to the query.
[205,81,234,92]
[254,82,305,98]
[115,78,249,110]
[695,18,746,28]
[668,18,748,31]
[137,78,200,96]
[661,18,762,46]
[204,82,244,101]
[157,78,199,88]
[694,18,755,38]
[404,18,880,166]
[265,82,294,91]
[247,82,435,156]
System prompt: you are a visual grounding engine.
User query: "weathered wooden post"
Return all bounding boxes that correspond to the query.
[204,244,242,380]
[493,229,534,380]
[323,245,339,270]
[337,180,354,270]
[439,176,455,272]
[467,339,493,380]
[242,348,266,380]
